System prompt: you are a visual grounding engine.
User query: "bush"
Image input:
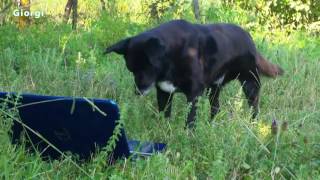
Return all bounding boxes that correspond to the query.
[229,0,320,32]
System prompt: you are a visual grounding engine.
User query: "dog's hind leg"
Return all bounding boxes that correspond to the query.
[156,87,174,118]
[209,85,221,118]
[238,72,261,119]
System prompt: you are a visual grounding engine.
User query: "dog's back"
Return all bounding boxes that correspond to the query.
[141,20,200,53]
[194,23,283,81]
[136,20,283,83]
[205,23,256,58]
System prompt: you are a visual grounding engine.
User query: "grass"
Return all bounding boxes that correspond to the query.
[1,1,320,179]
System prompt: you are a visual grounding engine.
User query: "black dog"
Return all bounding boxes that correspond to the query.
[104,20,283,128]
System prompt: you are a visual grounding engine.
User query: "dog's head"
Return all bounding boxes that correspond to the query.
[104,35,166,95]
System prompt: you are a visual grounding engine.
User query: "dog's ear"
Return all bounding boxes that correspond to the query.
[104,38,130,55]
[144,37,166,68]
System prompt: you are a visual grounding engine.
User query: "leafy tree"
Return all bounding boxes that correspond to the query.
[225,0,320,32]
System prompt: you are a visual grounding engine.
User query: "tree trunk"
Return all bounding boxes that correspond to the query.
[0,1,13,26]
[64,0,73,22]
[149,1,160,23]
[71,0,77,30]
[192,0,200,22]
[100,0,106,11]
[64,0,78,30]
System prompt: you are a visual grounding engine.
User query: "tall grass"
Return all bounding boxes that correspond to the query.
[0,0,320,179]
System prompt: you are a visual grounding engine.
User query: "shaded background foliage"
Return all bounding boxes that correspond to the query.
[98,0,320,32]
[234,0,320,31]
[1,0,319,32]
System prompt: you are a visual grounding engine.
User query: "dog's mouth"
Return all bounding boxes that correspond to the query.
[135,83,155,96]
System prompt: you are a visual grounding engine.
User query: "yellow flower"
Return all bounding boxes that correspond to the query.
[257,121,271,140]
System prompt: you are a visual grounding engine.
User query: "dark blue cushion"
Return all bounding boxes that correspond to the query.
[0,92,166,161]
[0,92,130,160]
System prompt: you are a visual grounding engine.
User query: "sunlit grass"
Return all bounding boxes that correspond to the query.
[0,1,320,179]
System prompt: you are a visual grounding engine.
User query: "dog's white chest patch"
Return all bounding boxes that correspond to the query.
[158,81,176,93]
[214,74,225,85]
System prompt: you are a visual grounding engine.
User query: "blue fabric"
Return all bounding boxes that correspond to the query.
[128,140,166,157]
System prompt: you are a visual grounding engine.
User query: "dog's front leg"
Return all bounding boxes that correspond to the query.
[186,98,198,129]
[185,87,204,129]
[156,86,173,118]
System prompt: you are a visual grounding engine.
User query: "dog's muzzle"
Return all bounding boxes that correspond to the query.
[135,83,154,96]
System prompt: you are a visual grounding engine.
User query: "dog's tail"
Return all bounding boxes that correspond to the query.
[256,53,284,78]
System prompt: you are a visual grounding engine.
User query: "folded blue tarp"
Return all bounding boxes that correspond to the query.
[0,92,166,161]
